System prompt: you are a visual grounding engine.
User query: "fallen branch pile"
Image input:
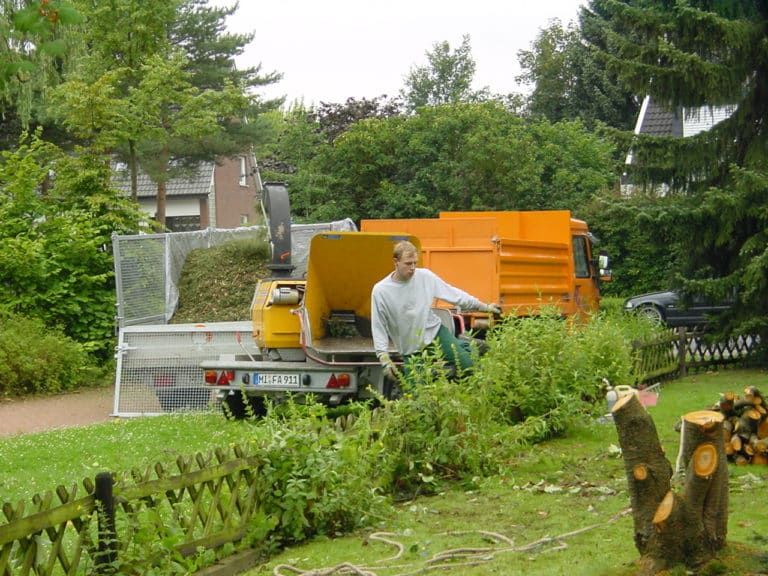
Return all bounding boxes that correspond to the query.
[710,386,768,466]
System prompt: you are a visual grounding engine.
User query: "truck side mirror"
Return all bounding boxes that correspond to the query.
[598,252,612,281]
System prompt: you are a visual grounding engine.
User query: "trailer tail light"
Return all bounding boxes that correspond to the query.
[154,375,174,387]
[326,373,351,389]
[204,370,235,385]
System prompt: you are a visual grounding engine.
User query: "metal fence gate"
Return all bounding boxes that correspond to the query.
[113,322,260,417]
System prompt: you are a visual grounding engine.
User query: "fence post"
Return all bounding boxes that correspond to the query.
[94,472,117,573]
[678,327,688,379]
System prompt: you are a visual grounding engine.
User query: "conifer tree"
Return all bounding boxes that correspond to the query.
[582,0,768,343]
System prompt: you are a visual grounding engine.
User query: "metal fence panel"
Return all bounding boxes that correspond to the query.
[113,234,168,326]
[113,322,259,417]
[110,219,357,416]
[112,220,356,328]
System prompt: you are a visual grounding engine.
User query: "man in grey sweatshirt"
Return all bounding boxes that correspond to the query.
[371,240,501,381]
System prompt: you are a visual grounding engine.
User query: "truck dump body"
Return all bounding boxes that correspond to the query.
[361,210,599,318]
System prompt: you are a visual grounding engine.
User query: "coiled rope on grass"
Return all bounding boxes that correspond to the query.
[272,508,632,575]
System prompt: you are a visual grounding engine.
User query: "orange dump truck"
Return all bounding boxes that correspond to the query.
[361,210,610,330]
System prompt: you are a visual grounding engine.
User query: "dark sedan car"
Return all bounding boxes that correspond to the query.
[623,290,732,327]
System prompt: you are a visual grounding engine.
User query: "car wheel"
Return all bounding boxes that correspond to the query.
[637,304,664,325]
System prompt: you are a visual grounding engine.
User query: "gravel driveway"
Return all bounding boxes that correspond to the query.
[0,385,115,437]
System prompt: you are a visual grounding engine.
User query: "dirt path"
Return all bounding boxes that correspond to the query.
[0,386,116,437]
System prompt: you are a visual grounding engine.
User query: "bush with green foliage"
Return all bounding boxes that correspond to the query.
[0,313,102,397]
[372,355,499,499]
[244,400,390,550]
[0,133,146,360]
[580,193,677,297]
[470,308,651,443]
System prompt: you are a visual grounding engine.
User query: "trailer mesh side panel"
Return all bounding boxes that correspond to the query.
[114,322,259,417]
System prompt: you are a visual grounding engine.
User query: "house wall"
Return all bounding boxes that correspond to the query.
[138,197,204,218]
[682,105,736,137]
[211,155,260,228]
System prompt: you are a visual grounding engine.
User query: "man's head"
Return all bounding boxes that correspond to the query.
[392,240,418,281]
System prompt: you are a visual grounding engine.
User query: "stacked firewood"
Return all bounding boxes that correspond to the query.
[711,386,768,465]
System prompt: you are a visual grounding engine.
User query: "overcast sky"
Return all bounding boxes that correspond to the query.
[209,0,585,107]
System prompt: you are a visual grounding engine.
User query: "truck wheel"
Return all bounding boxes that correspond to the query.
[222,394,267,419]
[222,394,248,420]
[248,397,267,418]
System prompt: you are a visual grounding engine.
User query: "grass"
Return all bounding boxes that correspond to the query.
[0,413,253,504]
[246,368,768,576]
[3,369,768,575]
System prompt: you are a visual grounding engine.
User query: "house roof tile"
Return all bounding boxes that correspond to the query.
[638,97,683,137]
[111,161,215,199]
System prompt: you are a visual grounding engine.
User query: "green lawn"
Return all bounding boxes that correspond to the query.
[247,368,768,576]
[2,369,768,575]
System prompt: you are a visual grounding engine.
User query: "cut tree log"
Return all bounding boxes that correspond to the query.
[675,410,724,475]
[612,397,729,573]
[645,491,708,571]
[710,387,768,464]
[611,393,672,555]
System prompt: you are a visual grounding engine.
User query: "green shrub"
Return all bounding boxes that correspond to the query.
[599,296,626,317]
[372,355,499,498]
[0,313,101,397]
[245,399,389,548]
[0,134,146,361]
[470,308,644,443]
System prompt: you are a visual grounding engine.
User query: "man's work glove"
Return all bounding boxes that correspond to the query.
[379,353,399,380]
[485,303,502,316]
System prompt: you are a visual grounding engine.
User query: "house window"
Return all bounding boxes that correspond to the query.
[239,157,247,186]
[166,215,201,232]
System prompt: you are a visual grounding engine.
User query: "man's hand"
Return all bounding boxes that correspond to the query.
[485,302,502,316]
[380,353,399,380]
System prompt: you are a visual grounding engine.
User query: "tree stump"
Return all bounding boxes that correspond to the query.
[611,394,729,573]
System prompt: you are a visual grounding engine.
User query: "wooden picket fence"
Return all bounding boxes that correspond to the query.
[634,327,760,385]
[0,445,264,575]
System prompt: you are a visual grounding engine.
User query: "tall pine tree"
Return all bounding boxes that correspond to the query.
[582,0,768,343]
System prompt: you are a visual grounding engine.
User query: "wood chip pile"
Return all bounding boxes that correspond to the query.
[711,386,768,465]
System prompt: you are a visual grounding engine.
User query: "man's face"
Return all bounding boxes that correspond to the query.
[394,252,418,281]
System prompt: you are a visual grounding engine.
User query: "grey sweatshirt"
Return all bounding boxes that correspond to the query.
[371,268,486,360]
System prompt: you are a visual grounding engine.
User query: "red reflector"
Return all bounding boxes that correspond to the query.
[216,370,235,386]
[326,374,339,389]
[204,371,218,384]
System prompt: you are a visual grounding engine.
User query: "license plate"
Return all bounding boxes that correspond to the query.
[253,373,300,387]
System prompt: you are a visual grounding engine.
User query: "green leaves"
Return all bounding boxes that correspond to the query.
[272,101,617,222]
[0,133,146,360]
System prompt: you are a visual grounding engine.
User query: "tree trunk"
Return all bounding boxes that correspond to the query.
[612,395,729,573]
[611,393,672,555]
[128,140,138,202]
[156,180,167,226]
